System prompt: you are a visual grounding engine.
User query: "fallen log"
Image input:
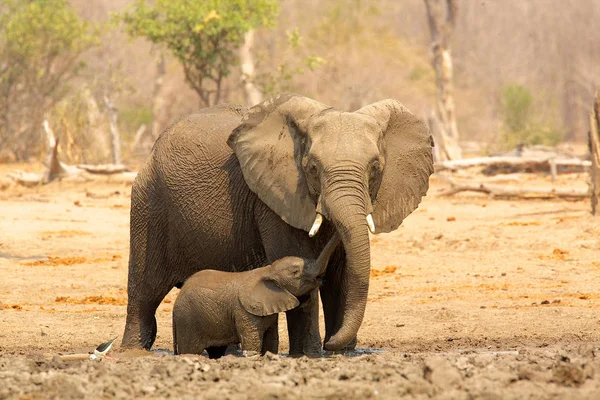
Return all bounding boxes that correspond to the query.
[76,164,130,174]
[434,156,591,177]
[436,174,589,199]
[8,119,134,187]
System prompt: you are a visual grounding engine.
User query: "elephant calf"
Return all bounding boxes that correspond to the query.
[173,235,340,358]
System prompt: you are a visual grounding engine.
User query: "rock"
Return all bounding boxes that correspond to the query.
[552,363,587,387]
[424,357,463,390]
[141,385,156,394]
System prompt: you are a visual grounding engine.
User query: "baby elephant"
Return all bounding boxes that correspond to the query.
[173,235,340,358]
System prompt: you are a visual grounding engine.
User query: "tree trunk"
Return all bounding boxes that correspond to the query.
[82,87,110,162]
[151,55,166,139]
[424,0,461,160]
[240,30,262,106]
[427,109,461,162]
[103,95,122,165]
[589,90,600,215]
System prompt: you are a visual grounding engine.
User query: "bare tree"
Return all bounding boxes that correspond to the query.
[424,0,461,160]
[152,54,167,139]
[240,30,263,106]
[103,95,122,165]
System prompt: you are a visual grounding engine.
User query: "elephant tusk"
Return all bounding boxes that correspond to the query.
[366,214,376,234]
[308,213,323,237]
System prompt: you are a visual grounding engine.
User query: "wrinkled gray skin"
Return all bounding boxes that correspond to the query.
[122,93,434,354]
[173,235,340,358]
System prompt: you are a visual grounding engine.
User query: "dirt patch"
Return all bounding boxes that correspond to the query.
[2,175,600,398]
[1,345,599,399]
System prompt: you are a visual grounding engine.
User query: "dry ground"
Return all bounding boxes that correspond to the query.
[1,166,599,399]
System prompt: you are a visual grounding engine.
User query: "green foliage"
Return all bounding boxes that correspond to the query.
[118,106,153,141]
[499,84,564,148]
[500,84,533,133]
[120,0,278,106]
[255,28,325,97]
[0,0,98,160]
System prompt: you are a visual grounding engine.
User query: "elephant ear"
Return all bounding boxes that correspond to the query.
[227,93,331,231]
[357,100,434,233]
[240,277,300,317]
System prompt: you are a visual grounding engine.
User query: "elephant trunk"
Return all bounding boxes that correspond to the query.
[320,170,371,351]
[315,233,341,276]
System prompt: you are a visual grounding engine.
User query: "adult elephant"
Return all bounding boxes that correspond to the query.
[122,93,434,354]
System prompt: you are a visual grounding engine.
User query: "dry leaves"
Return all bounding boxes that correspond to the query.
[539,248,570,261]
[370,266,397,278]
[54,296,127,306]
[21,254,122,267]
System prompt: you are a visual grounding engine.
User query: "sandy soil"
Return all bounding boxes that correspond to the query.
[1,166,599,399]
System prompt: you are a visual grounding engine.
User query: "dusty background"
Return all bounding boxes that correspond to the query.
[1,167,600,399]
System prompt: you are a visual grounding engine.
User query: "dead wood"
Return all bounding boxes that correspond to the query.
[131,124,148,152]
[435,156,591,176]
[436,174,589,199]
[8,120,134,187]
[103,95,122,165]
[424,0,461,160]
[589,89,600,215]
[240,30,262,106]
[76,164,129,174]
[427,109,461,162]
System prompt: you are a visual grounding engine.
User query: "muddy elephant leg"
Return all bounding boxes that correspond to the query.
[255,201,322,356]
[320,246,357,352]
[262,320,279,355]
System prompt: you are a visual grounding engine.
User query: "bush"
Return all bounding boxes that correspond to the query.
[0,0,98,161]
[120,0,279,107]
[499,84,564,148]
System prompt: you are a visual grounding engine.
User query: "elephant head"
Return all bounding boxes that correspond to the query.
[228,93,434,350]
[240,234,341,316]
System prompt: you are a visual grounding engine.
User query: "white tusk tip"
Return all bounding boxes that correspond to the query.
[308,213,323,237]
[366,214,376,233]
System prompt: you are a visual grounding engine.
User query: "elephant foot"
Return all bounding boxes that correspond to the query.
[122,312,157,350]
[288,337,323,357]
[286,291,322,357]
[242,350,261,359]
[323,336,357,355]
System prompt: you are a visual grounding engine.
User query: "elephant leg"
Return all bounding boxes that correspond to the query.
[122,277,173,350]
[239,327,263,355]
[122,178,177,350]
[206,346,228,359]
[320,246,358,352]
[262,321,279,355]
[255,201,322,356]
[285,290,322,357]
